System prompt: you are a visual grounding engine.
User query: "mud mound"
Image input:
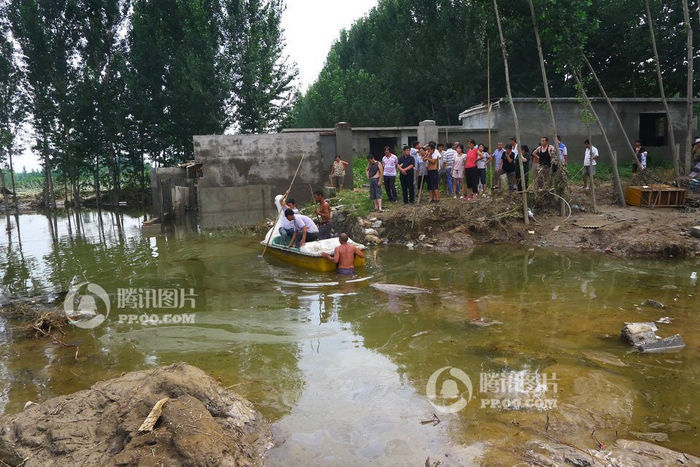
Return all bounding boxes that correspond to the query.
[0,363,272,466]
[381,195,522,242]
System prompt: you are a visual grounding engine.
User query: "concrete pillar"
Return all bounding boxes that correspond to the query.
[335,122,353,189]
[418,120,438,145]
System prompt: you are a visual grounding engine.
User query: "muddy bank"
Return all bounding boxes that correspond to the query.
[339,184,700,258]
[0,363,272,466]
[521,438,700,466]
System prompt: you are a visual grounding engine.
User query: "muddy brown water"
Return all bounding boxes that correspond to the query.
[0,210,698,465]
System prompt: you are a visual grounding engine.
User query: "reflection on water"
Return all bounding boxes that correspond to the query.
[0,210,699,464]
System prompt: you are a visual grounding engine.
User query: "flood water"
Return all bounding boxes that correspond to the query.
[0,210,698,465]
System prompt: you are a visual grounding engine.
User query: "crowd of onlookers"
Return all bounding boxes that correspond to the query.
[324,135,700,212]
[361,136,574,210]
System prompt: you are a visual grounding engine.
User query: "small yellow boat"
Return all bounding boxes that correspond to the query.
[263,236,366,272]
[262,195,366,272]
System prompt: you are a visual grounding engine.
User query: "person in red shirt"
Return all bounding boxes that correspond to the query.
[463,139,481,200]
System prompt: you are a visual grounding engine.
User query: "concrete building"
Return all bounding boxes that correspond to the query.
[459,98,694,164]
[153,97,695,228]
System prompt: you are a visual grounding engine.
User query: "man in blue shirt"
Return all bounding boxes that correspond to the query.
[557,135,568,166]
[411,141,427,193]
[491,141,505,189]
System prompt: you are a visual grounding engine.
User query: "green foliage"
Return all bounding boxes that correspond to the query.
[130,0,227,164]
[4,0,298,205]
[293,0,699,128]
[222,0,297,133]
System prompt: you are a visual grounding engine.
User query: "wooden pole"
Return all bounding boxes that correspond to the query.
[487,42,493,190]
[261,154,306,256]
[582,54,642,169]
[494,0,529,225]
[573,70,626,206]
[412,162,426,229]
[645,0,679,179]
[681,0,693,175]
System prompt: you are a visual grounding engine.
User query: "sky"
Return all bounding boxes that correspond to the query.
[282,0,378,91]
[15,0,378,172]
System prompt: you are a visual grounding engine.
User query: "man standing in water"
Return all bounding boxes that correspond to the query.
[313,190,332,239]
[321,233,365,275]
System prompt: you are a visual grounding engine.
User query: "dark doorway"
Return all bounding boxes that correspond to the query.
[369,137,398,159]
[639,113,667,147]
[407,136,418,148]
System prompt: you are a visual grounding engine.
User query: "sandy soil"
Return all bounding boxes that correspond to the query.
[0,363,272,466]
[352,182,700,258]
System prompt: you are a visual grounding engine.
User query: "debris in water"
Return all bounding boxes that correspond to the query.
[630,432,669,443]
[420,413,441,426]
[621,322,685,353]
[470,318,503,328]
[553,225,560,232]
[641,299,666,309]
[656,317,673,324]
[370,283,431,295]
[411,330,432,338]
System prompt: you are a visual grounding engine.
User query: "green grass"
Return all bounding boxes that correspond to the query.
[334,189,375,216]
[353,157,367,189]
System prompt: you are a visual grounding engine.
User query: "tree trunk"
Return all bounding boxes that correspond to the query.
[494,0,529,225]
[140,148,146,210]
[574,71,626,207]
[8,146,17,208]
[582,54,642,168]
[527,0,566,216]
[645,0,679,178]
[41,135,57,211]
[681,0,693,174]
[95,154,101,211]
[1,169,10,231]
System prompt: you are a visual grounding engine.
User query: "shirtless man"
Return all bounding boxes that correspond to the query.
[313,190,332,239]
[321,233,365,275]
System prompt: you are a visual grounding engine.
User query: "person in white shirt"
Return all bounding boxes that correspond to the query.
[583,139,598,190]
[477,144,491,194]
[633,140,647,173]
[285,209,319,248]
[275,191,299,244]
[442,142,458,196]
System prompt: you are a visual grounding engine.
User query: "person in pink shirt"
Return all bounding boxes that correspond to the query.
[463,139,481,200]
[381,146,399,202]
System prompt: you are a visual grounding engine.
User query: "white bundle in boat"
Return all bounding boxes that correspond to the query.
[299,238,364,256]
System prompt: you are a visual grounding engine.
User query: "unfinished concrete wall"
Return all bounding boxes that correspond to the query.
[463,98,694,165]
[151,167,192,219]
[194,133,333,228]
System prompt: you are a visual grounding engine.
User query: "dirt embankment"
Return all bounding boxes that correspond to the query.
[347,184,700,258]
[0,363,272,466]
